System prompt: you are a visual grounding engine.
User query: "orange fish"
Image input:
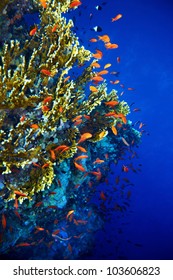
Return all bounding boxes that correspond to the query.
[83,114,90,120]
[104,153,109,159]
[105,43,118,49]
[91,62,101,68]
[93,158,104,164]
[96,49,103,56]
[54,145,68,152]
[98,130,107,139]
[97,70,108,75]
[89,38,97,42]
[40,0,47,8]
[14,210,22,220]
[127,190,132,199]
[2,214,6,230]
[9,226,13,233]
[78,132,92,144]
[52,24,58,32]
[98,35,110,43]
[88,210,92,217]
[42,163,49,168]
[88,181,93,188]
[91,75,104,82]
[74,119,82,126]
[76,219,87,225]
[49,192,56,195]
[20,115,25,122]
[90,169,102,180]
[139,122,145,129]
[100,191,107,201]
[14,197,18,209]
[74,155,88,161]
[43,96,53,104]
[92,49,103,59]
[38,237,45,244]
[59,146,69,154]
[111,126,118,135]
[83,172,89,178]
[105,100,119,107]
[74,161,86,172]
[36,226,44,231]
[42,105,50,112]
[68,243,72,253]
[59,106,63,113]
[29,26,37,36]
[117,123,123,128]
[72,115,82,122]
[122,165,129,172]
[127,87,135,91]
[66,210,74,219]
[30,124,39,129]
[110,79,120,84]
[16,242,31,247]
[104,63,111,69]
[70,1,81,8]
[40,69,52,76]
[77,146,87,153]
[117,56,121,63]
[34,201,43,207]
[64,75,70,83]
[89,86,98,92]
[47,205,57,209]
[52,229,60,235]
[73,219,79,225]
[68,214,73,222]
[50,149,56,160]
[73,234,83,238]
[118,113,127,124]
[92,53,102,59]
[32,162,41,168]
[54,219,59,225]
[104,112,117,117]
[112,14,123,22]
[14,190,27,197]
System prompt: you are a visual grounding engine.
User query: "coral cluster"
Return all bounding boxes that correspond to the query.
[0,0,135,203]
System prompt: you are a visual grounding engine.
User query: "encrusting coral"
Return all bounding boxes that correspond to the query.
[0,0,140,204]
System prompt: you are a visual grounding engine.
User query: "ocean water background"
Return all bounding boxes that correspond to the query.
[67,0,173,259]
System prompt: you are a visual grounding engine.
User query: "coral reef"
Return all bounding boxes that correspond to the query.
[0,0,141,259]
[0,0,133,201]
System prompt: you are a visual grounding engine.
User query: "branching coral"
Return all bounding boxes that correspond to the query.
[0,0,139,204]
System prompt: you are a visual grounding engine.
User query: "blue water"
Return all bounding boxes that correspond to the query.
[70,0,173,259]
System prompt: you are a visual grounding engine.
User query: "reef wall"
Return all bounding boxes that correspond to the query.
[0,0,141,259]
